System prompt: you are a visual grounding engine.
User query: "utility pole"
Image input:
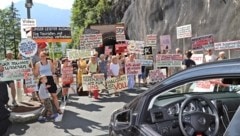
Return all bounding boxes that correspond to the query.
[25,0,33,19]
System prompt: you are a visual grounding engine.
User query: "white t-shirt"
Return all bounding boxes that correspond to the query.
[205,54,217,63]
[110,63,120,76]
[39,84,50,99]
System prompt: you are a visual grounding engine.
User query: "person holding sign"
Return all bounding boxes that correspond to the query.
[34,51,62,114]
[125,53,136,89]
[109,56,121,96]
[77,58,88,92]
[61,58,73,103]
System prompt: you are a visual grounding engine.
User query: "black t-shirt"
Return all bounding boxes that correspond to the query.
[182,59,196,68]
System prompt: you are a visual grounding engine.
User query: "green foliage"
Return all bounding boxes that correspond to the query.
[0,2,21,59]
[71,0,112,48]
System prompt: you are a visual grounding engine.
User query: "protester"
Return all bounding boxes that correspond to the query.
[217,51,227,60]
[61,58,73,103]
[204,49,217,63]
[125,53,136,90]
[0,65,11,136]
[38,75,57,121]
[109,56,120,96]
[182,51,196,69]
[98,54,108,80]
[77,57,88,92]
[5,50,18,107]
[34,51,62,114]
[86,55,99,97]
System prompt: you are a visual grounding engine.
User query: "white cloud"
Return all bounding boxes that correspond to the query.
[0,0,74,10]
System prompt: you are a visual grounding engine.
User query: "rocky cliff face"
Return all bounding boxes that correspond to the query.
[120,0,240,56]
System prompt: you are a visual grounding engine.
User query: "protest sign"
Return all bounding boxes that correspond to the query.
[24,71,35,88]
[146,34,157,46]
[32,27,72,42]
[80,34,103,49]
[214,40,240,50]
[149,69,166,83]
[0,60,31,81]
[115,43,128,53]
[176,24,192,39]
[127,40,144,54]
[67,49,92,60]
[156,54,182,67]
[62,66,73,85]
[191,54,204,65]
[125,62,142,75]
[82,74,106,91]
[106,75,128,94]
[191,34,214,51]
[160,35,171,50]
[135,59,153,67]
[18,38,38,57]
[116,26,126,42]
[20,19,37,39]
[143,46,153,55]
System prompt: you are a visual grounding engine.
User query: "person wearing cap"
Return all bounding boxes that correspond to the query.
[5,50,18,107]
[204,49,217,63]
[217,51,227,61]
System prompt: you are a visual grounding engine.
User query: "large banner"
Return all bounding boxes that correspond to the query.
[135,59,153,67]
[20,19,37,39]
[0,60,31,81]
[125,62,142,75]
[82,74,106,91]
[214,40,240,50]
[127,40,144,54]
[146,34,157,46]
[67,49,92,60]
[106,75,128,94]
[191,34,214,51]
[149,69,166,83]
[32,27,72,42]
[156,54,182,67]
[160,35,171,50]
[115,26,126,42]
[79,34,103,49]
[191,54,204,65]
[176,24,192,39]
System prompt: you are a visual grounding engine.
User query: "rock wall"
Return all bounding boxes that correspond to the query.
[121,0,240,57]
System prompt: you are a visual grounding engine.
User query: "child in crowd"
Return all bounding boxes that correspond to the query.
[109,56,120,96]
[61,58,73,103]
[38,75,57,121]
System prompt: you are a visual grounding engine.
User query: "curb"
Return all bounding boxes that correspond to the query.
[9,107,43,123]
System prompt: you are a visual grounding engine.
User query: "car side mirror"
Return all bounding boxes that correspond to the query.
[113,109,131,130]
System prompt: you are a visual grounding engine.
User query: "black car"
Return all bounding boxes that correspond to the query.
[109,58,240,136]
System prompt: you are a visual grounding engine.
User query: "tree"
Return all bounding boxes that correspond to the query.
[0,2,21,59]
[70,0,113,49]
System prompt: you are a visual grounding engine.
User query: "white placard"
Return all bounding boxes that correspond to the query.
[176,24,192,39]
[18,38,38,57]
[20,19,37,39]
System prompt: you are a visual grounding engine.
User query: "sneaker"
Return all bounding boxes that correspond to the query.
[38,116,47,122]
[12,101,18,107]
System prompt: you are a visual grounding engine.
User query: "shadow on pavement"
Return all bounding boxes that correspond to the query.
[68,101,105,112]
[7,123,30,136]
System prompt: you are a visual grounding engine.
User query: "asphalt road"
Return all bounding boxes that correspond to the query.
[7,87,148,136]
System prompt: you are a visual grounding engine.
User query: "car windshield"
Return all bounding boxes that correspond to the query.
[159,78,240,96]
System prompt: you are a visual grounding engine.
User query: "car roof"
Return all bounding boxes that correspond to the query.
[144,58,240,95]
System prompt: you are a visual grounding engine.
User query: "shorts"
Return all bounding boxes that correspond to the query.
[62,84,70,88]
[5,80,14,87]
[46,76,57,94]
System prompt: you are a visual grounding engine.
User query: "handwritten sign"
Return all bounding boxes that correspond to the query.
[62,66,73,85]
[146,34,157,46]
[24,71,36,88]
[67,49,92,60]
[127,40,144,54]
[115,43,128,53]
[32,27,72,42]
[106,75,128,93]
[176,24,192,39]
[116,26,126,42]
[156,54,182,67]
[82,74,106,91]
[191,34,214,51]
[80,34,103,49]
[135,59,153,67]
[149,69,166,83]
[214,40,240,50]
[0,60,31,81]
[160,35,171,50]
[125,62,142,75]
[191,54,203,65]
[18,38,38,57]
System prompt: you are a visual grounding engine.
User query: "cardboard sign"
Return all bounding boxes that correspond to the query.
[20,19,37,39]
[160,35,171,50]
[146,34,157,46]
[191,35,214,51]
[61,66,73,85]
[115,43,128,53]
[193,80,214,92]
[143,46,153,55]
[149,69,166,83]
[32,27,72,42]
[156,54,182,67]
[24,71,36,88]
[0,60,31,81]
[127,40,144,54]
[191,54,204,65]
[82,74,106,91]
[80,34,103,49]
[135,59,153,67]
[106,75,128,93]
[125,62,142,75]
[67,49,92,60]
[18,38,38,57]
[116,26,126,42]
[176,24,192,39]
[214,40,240,50]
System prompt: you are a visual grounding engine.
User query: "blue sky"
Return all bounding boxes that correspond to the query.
[0,0,74,10]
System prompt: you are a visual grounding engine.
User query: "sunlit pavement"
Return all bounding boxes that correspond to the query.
[8,87,149,136]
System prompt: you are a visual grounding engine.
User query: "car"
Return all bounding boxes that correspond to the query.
[109,58,240,136]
